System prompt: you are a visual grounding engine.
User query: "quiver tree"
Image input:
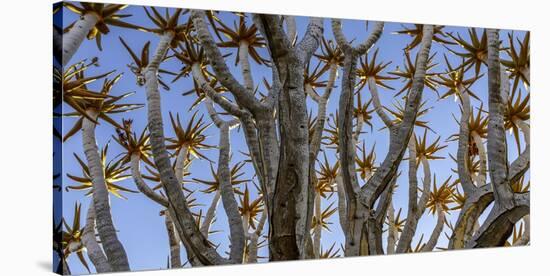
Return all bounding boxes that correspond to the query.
[59,5,530,272]
[62,2,146,66]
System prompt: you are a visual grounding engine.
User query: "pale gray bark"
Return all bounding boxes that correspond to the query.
[448,184,492,249]
[247,209,267,263]
[252,14,323,260]
[200,191,221,237]
[465,29,530,248]
[447,87,486,249]
[358,24,433,209]
[486,29,515,210]
[62,12,99,66]
[368,77,393,127]
[130,153,168,207]
[204,98,246,263]
[193,11,280,221]
[514,118,530,146]
[467,192,529,247]
[396,138,431,253]
[335,174,348,234]
[175,147,188,185]
[313,191,322,258]
[472,131,487,186]
[82,109,130,271]
[386,200,396,254]
[309,62,337,157]
[165,213,182,268]
[513,215,530,246]
[284,15,297,44]
[422,207,445,252]
[331,20,385,256]
[82,205,112,273]
[144,31,228,265]
[191,11,264,113]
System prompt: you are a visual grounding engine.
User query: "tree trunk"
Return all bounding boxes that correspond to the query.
[257,15,323,261]
[270,50,310,260]
[82,109,130,271]
[144,31,227,265]
[486,28,515,210]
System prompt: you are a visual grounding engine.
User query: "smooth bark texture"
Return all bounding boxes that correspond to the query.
[82,109,130,271]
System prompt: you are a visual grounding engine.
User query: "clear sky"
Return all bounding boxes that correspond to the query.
[54,2,528,274]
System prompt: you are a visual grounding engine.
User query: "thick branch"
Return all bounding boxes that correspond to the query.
[359,25,434,208]
[145,31,227,265]
[467,193,529,248]
[487,28,515,209]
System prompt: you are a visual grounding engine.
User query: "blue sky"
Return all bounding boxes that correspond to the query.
[54,2,528,274]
